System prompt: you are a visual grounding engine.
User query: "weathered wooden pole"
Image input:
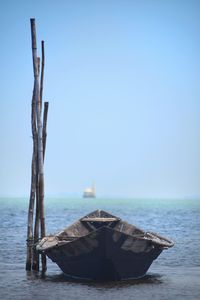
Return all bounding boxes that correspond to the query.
[39,40,48,273]
[43,102,49,159]
[40,103,49,272]
[26,87,37,271]
[32,186,40,271]
[26,18,49,273]
[32,57,42,271]
[33,101,49,271]
[26,55,40,271]
[30,18,46,272]
[40,41,45,114]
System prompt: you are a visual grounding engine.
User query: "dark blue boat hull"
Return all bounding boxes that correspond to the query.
[45,226,162,280]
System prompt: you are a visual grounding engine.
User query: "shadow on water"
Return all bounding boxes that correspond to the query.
[26,271,163,288]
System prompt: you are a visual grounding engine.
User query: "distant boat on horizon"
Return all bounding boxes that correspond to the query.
[83,183,96,198]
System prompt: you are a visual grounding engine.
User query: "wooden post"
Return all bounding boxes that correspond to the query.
[26,88,37,271]
[40,101,49,272]
[32,184,40,271]
[43,102,49,159]
[40,41,45,114]
[26,18,49,273]
[32,58,41,271]
[30,18,46,272]
[32,154,40,270]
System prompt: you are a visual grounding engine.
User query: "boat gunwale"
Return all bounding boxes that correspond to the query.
[37,223,174,252]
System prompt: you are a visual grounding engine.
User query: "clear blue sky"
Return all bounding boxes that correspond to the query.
[0,0,199,198]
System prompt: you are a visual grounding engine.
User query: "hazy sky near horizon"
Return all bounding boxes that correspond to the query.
[0,0,199,198]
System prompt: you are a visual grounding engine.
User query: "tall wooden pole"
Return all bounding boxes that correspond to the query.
[43,102,49,159]
[30,18,46,272]
[32,54,43,271]
[32,183,40,271]
[39,39,47,273]
[40,101,49,272]
[40,41,45,114]
[26,87,37,271]
[26,18,49,273]
[31,58,40,271]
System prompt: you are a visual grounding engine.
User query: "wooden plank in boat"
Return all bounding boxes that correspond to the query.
[81,217,120,222]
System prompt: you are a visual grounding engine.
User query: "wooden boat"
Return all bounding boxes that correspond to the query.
[37,210,174,280]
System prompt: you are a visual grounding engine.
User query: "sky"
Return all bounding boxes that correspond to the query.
[0,0,199,198]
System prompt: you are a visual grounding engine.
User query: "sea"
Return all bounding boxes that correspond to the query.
[0,197,200,300]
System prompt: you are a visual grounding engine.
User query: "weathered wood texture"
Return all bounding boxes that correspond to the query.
[81,217,119,222]
[26,88,37,271]
[26,18,49,272]
[42,102,49,160]
[37,210,174,281]
[32,57,41,271]
[40,41,45,114]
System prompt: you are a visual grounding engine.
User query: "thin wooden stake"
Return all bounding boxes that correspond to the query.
[40,101,49,272]
[32,58,41,271]
[32,180,40,271]
[30,18,46,272]
[43,102,49,159]
[40,41,45,115]
[26,87,37,271]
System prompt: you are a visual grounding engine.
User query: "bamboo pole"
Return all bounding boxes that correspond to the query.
[43,102,49,159]
[32,182,40,271]
[40,41,45,114]
[40,101,49,272]
[27,19,49,273]
[32,58,41,271]
[30,18,46,272]
[40,40,47,273]
[26,87,37,271]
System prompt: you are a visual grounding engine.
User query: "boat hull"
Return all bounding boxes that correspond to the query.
[45,226,162,280]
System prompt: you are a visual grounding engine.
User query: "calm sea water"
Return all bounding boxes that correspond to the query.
[0,197,200,300]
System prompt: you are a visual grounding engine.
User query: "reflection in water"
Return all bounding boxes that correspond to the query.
[27,270,163,287]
